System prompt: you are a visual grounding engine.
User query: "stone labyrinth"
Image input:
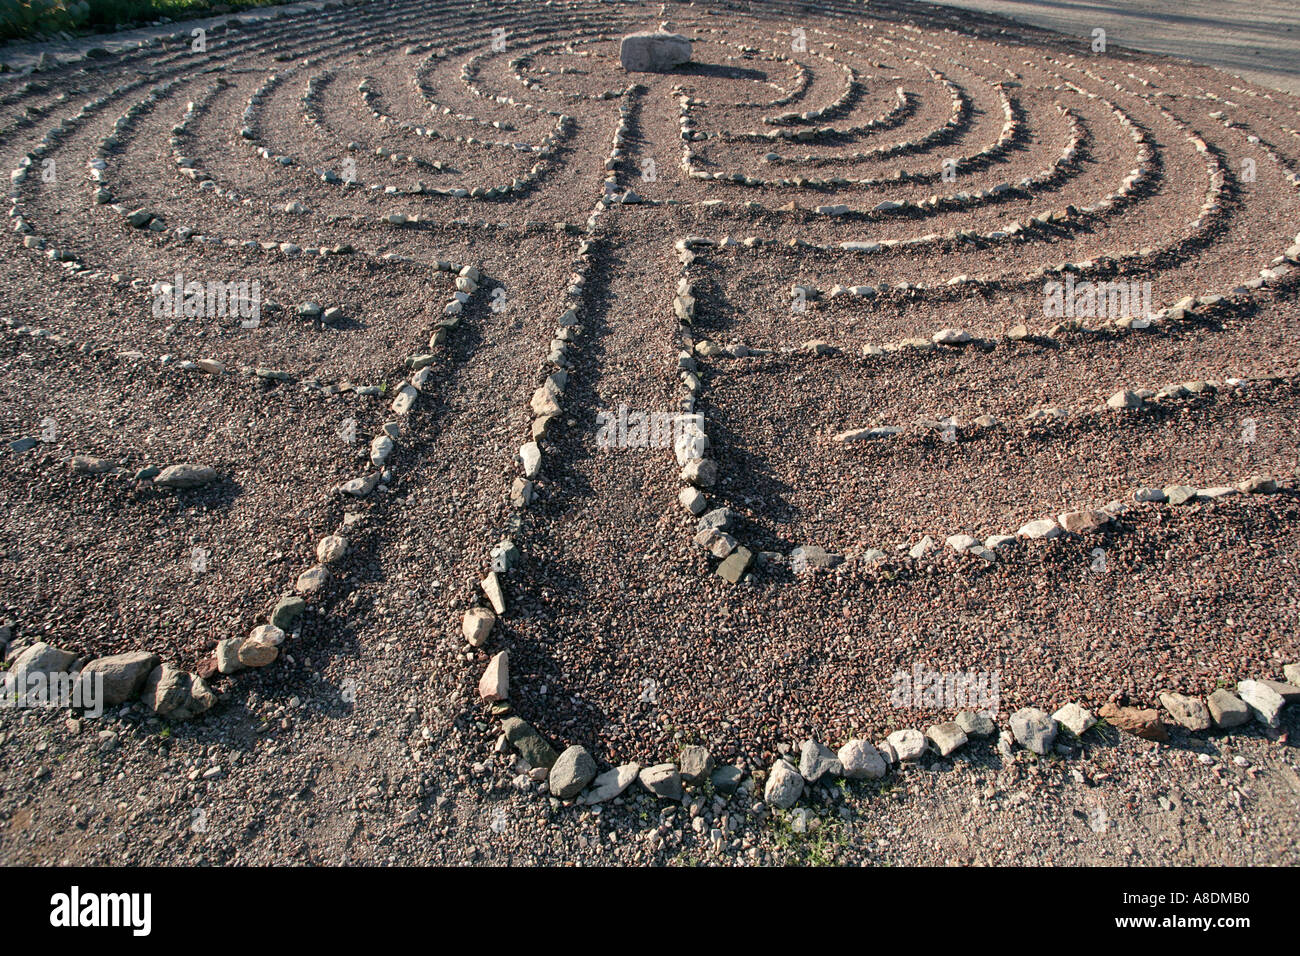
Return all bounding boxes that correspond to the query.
[2,0,1299,777]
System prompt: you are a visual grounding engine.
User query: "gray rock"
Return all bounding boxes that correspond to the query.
[1164,485,1197,505]
[886,728,927,761]
[955,710,996,737]
[549,745,598,799]
[1259,679,1300,704]
[1206,688,1249,728]
[716,546,753,584]
[270,595,305,631]
[153,463,218,489]
[639,763,684,800]
[143,663,190,716]
[1009,707,1057,754]
[584,763,640,804]
[764,759,804,808]
[710,765,744,793]
[679,745,714,784]
[619,31,692,72]
[798,739,842,783]
[837,739,886,779]
[926,721,968,757]
[78,651,158,705]
[502,716,559,769]
[216,637,244,675]
[6,642,76,682]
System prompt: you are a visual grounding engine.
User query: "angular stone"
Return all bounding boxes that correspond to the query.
[798,739,842,783]
[837,739,887,779]
[78,651,158,705]
[144,663,190,715]
[1260,679,1300,703]
[550,745,597,799]
[1236,679,1285,728]
[1017,519,1061,540]
[6,643,76,686]
[1134,487,1167,503]
[1051,702,1096,736]
[1206,688,1250,728]
[1238,475,1277,495]
[237,629,280,667]
[944,534,977,554]
[1009,707,1057,754]
[680,459,717,487]
[520,441,541,478]
[480,572,506,615]
[583,763,640,804]
[909,535,937,559]
[154,463,218,489]
[1058,509,1108,533]
[315,535,347,565]
[478,651,509,702]
[1098,701,1167,740]
[679,745,714,784]
[679,486,706,515]
[619,32,692,72]
[926,722,968,757]
[1106,389,1142,410]
[1164,485,1197,505]
[763,759,804,808]
[639,763,684,800]
[886,728,927,761]
[716,546,753,583]
[1159,692,1211,732]
[462,607,495,647]
[295,564,329,594]
[955,710,996,737]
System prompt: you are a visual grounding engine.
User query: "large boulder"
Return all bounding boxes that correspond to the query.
[78,651,159,705]
[620,31,691,72]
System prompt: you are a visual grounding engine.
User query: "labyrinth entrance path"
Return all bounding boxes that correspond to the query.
[2,0,1299,772]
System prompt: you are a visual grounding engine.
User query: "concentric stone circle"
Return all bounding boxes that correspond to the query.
[0,0,1298,808]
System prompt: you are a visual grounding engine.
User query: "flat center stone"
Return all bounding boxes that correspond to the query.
[619,31,692,72]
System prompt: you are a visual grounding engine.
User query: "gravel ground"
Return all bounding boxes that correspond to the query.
[0,0,1297,867]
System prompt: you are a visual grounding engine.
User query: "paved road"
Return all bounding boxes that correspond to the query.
[937,0,1300,95]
